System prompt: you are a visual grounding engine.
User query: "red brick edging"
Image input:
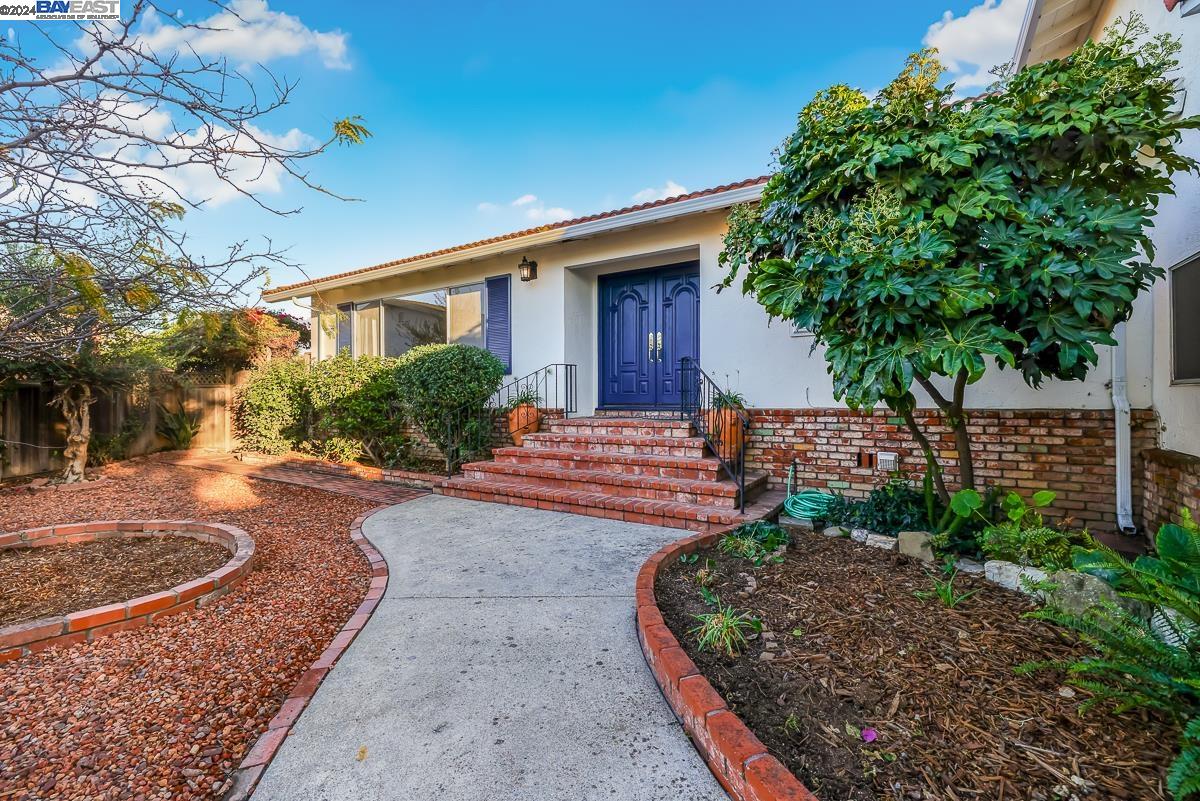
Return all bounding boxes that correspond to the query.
[636,531,818,801]
[221,506,390,801]
[0,520,256,662]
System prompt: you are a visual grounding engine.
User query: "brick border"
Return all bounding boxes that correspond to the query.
[0,520,256,662]
[636,531,819,801]
[221,506,390,801]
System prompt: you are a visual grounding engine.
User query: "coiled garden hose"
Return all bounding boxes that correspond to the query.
[783,460,838,520]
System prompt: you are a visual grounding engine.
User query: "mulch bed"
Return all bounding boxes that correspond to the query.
[0,537,231,626]
[656,531,1177,801]
[0,461,379,800]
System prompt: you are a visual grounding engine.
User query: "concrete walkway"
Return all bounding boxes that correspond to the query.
[252,494,724,801]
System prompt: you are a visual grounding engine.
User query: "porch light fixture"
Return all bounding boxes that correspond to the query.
[518,256,538,282]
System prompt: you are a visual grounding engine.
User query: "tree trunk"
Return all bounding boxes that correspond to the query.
[914,369,977,494]
[901,407,951,505]
[59,385,93,484]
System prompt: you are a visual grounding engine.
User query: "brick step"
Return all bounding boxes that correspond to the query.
[461,461,767,508]
[520,432,707,458]
[548,417,695,438]
[436,477,787,533]
[490,447,724,480]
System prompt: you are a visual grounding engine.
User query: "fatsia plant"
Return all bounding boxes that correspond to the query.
[719,16,1199,503]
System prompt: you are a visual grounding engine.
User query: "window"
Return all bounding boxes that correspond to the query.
[335,303,352,354]
[448,282,486,348]
[1173,254,1200,383]
[378,275,512,372]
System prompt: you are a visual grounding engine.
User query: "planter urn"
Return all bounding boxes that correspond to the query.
[508,404,541,447]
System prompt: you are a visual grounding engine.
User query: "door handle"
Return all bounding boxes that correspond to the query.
[648,332,655,362]
[656,331,663,362]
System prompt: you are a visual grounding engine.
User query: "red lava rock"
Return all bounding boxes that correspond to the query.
[0,462,378,800]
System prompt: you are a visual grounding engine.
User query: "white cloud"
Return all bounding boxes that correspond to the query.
[511,193,537,206]
[135,0,350,70]
[632,180,687,204]
[476,201,499,213]
[923,0,1025,89]
[525,205,574,223]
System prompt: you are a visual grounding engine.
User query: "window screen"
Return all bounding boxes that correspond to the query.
[1174,255,1200,381]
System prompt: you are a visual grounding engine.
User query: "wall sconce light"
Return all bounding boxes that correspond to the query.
[518,256,538,282]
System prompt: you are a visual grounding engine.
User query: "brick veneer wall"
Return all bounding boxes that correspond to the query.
[1141,448,1200,533]
[744,407,1159,531]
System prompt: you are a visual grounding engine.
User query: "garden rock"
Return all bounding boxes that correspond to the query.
[821,526,847,538]
[898,531,935,563]
[984,560,1048,595]
[865,533,896,551]
[778,514,814,535]
[955,558,985,575]
[1047,570,1147,618]
[850,528,871,543]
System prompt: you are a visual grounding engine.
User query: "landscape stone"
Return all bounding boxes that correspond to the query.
[898,531,935,562]
[821,526,847,538]
[984,560,1049,595]
[778,514,814,535]
[850,528,871,543]
[864,533,896,551]
[1050,570,1151,620]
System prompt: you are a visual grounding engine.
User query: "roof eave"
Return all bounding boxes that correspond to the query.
[262,181,764,303]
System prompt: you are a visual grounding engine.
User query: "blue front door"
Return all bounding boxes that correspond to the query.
[599,262,700,408]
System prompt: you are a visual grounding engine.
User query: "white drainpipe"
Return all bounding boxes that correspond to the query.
[1111,321,1136,533]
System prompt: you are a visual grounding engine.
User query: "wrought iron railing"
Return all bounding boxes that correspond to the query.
[679,356,749,512]
[440,363,578,476]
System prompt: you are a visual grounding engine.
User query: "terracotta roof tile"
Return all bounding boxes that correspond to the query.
[267,175,768,297]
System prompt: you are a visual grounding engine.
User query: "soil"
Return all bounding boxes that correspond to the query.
[0,536,231,626]
[0,461,380,801]
[656,531,1177,801]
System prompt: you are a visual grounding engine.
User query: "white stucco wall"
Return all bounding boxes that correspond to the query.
[306,208,1151,416]
[1084,0,1200,456]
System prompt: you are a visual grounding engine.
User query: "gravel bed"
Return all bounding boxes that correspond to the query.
[0,537,232,626]
[0,461,378,800]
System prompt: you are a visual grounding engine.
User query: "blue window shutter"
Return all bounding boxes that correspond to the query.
[485,274,512,373]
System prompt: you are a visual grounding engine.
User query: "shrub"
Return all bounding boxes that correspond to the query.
[394,344,505,465]
[156,403,202,450]
[978,490,1094,570]
[824,477,928,536]
[306,353,410,465]
[233,357,310,454]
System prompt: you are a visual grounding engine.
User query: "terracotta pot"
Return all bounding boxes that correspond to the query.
[508,404,541,447]
[704,407,745,464]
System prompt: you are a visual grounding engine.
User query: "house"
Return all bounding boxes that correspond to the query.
[264,0,1198,534]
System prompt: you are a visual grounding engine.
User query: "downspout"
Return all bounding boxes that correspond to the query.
[1111,321,1136,533]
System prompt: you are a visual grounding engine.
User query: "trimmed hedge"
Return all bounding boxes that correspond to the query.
[233,344,505,468]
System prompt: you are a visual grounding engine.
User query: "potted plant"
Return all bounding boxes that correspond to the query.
[505,386,542,447]
[706,388,747,464]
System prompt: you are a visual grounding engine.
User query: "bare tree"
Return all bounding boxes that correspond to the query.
[0,0,370,480]
[0,0,370,362]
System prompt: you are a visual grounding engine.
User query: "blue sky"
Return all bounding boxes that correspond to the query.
[19,0,1028,312]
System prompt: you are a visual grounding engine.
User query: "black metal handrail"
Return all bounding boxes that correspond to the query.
[679,356,749,512]
[440,363,578,476]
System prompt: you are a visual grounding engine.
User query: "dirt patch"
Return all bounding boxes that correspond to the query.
[0,461,381,801]
[0,536,231,626]
[656,531,1177,801]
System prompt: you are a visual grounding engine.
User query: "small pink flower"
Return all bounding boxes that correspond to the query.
[861,728,878,743]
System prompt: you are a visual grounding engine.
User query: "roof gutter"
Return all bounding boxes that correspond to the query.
[263,182,765,302]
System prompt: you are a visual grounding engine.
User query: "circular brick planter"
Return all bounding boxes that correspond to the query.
[0,520,256,662]
[636,530,818,801]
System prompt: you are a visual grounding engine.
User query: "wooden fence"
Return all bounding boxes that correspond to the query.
[0,375,242,480]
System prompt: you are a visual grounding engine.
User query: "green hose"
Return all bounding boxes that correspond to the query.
[783,460,837,520]
[784,489,837,520]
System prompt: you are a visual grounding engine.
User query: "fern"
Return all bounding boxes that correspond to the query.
[1170,718,1200,799]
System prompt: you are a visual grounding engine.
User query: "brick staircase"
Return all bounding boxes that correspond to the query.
[437,416,784,532]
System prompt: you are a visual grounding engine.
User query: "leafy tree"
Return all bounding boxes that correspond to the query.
[162,308,302,376]
[720,17,1198,503]
[0,0,371,362]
